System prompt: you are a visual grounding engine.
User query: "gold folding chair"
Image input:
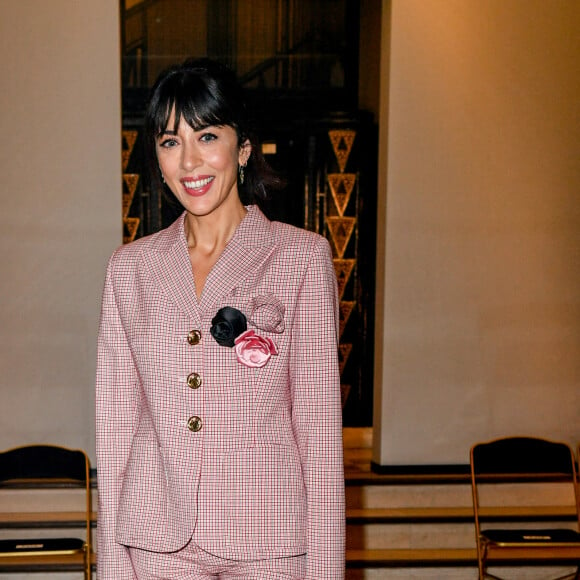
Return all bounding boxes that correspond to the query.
[470,436,580,580]
[0,444,92,579]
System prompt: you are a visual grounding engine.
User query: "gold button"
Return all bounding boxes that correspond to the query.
[187,416,203,432]
[187,372,202,389]
[187,330,201,345]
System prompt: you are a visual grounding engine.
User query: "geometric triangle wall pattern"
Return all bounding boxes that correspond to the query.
[328,129,356,173]
[123,217,140,244]
[122,174,140,219]
[340,384,351,409]
[122,130,138,172]
[338,343,353,375]
[326,216,356,258]
[327,173,357,216]
[333,259,356,300]
[339,300,356,339]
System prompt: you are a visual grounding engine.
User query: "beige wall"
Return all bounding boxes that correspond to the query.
[374,0,580,465]
[0,1,121,463]
[1,0,578,470]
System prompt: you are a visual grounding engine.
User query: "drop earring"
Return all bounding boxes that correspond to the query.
[239,164,245,185]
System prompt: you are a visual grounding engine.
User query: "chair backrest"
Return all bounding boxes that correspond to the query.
[0,443,92,571]
[472,436,575,478]
[0,445,88,484]
[470,436,580,530]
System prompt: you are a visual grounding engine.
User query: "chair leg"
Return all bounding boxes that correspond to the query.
[477,540,485,580]
[84,547,91,580]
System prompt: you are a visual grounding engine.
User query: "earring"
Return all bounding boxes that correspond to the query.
[239,164,245,185]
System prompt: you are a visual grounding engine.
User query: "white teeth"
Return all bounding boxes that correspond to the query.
[183,176,213,189]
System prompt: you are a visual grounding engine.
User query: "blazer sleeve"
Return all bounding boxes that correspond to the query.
[290,236,345,579]
[95,254,139,579]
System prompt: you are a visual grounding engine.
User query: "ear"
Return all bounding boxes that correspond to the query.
[238,139,252,166]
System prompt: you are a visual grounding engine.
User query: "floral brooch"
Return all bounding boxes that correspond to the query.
[210,306,247,348]
[210,302,281,368]
[234,330,278,368]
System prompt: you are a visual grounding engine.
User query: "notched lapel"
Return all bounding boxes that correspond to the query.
[141,214,201,323]
[199,206,276,310]
[139,207,276,318]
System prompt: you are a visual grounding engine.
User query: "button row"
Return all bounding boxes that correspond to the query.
[187,331,202,431]
[187,331,201,388]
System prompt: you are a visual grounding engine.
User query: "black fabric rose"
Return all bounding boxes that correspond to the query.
[210,307,247,347]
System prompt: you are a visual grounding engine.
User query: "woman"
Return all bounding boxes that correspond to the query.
[96,58,344,579]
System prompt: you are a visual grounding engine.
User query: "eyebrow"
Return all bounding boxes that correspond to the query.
[156,123,221,139]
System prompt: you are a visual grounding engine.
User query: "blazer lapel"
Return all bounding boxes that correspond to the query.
[142,213,201,322]
[141,206,276,319]
[199,206,276,310]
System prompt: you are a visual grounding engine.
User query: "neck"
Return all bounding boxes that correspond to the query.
[184,202,248,253]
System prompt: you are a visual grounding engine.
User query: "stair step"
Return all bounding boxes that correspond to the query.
[1,548,577,574]
[0,512,97,529]
[347,548,476,567]
[346,505,577,523]
[1,504,574,530]
[346,546,580,567]
[0,552,94,573]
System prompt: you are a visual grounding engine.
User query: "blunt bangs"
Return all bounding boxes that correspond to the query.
[144,58,282,207]
[151,70,242,139]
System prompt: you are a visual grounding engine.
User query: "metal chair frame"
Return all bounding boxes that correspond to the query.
[0,444,92,579]
[470,436,580,580]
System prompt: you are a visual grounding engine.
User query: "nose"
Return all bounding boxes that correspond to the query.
[181,140,201,171]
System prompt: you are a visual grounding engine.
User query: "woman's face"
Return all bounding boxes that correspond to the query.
[156,110,251,218]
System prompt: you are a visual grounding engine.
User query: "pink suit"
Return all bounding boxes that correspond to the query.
[96,205,345,579]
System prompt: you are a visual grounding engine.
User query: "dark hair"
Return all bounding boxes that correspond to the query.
[144,58,282,206]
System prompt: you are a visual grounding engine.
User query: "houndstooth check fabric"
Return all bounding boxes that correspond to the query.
[96,205,345,579]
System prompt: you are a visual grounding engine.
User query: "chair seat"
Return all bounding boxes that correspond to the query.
[0,445,91,579]
[483,528,580,546]
[0,538,85,556]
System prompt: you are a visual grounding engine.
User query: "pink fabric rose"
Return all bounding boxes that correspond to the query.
[234,329,278,368]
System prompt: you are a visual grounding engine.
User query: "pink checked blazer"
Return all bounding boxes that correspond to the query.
[96,205,345,579]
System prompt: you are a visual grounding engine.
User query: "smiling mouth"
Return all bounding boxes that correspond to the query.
[182,176,214,189]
